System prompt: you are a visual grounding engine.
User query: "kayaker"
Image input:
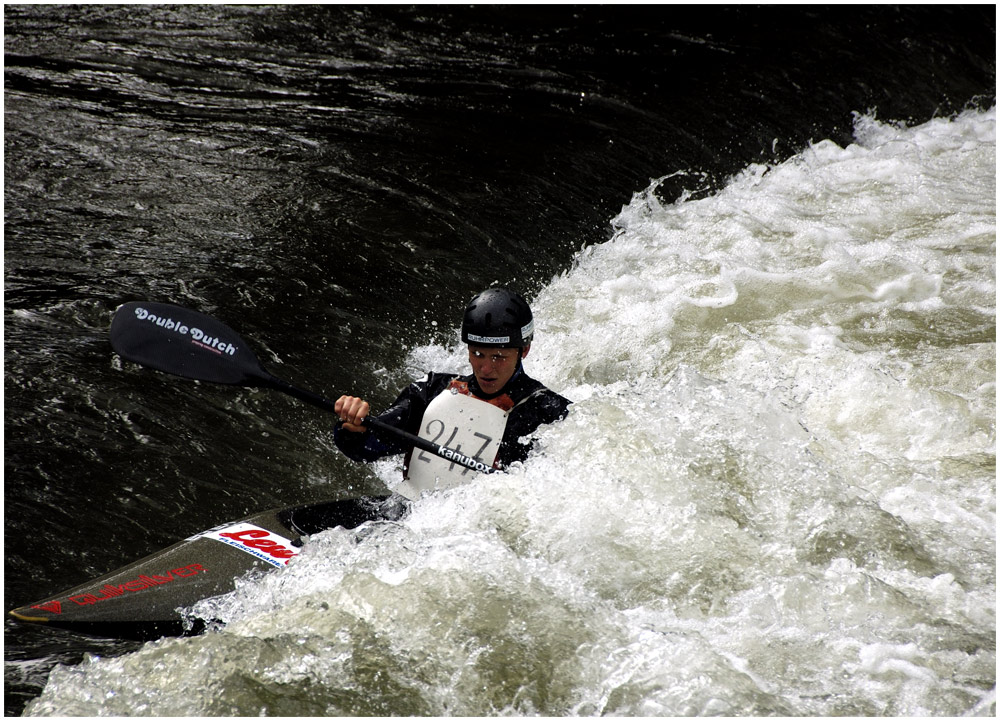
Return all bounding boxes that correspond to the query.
[334,288,571,500]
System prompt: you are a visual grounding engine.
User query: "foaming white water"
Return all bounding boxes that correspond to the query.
[26,108,995,716]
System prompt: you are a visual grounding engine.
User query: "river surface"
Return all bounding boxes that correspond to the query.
[3,5,995,716]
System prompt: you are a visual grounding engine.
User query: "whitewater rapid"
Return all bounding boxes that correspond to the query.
[24,108,995,716]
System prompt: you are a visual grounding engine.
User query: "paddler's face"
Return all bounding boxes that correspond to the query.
[468,344,528,395]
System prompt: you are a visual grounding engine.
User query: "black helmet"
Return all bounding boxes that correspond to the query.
[461,288,534,348]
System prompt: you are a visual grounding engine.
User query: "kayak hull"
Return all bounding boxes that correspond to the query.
[8,495,398,641]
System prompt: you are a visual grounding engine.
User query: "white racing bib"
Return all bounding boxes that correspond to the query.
[395,385,510,501]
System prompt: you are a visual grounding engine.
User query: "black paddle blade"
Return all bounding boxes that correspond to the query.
[110,301,269,386]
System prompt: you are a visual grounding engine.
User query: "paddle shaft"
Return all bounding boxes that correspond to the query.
[110,301,497,476]
[260,373,497,475]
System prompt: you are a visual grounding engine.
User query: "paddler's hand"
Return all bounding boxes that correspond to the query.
[335,395,369,432]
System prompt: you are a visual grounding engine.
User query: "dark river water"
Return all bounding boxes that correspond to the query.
[4,5,995,716]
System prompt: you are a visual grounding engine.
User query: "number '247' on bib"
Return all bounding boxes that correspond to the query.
[396,387,509,500]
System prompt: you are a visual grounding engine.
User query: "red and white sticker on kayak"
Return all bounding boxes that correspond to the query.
[197,523,299,567]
